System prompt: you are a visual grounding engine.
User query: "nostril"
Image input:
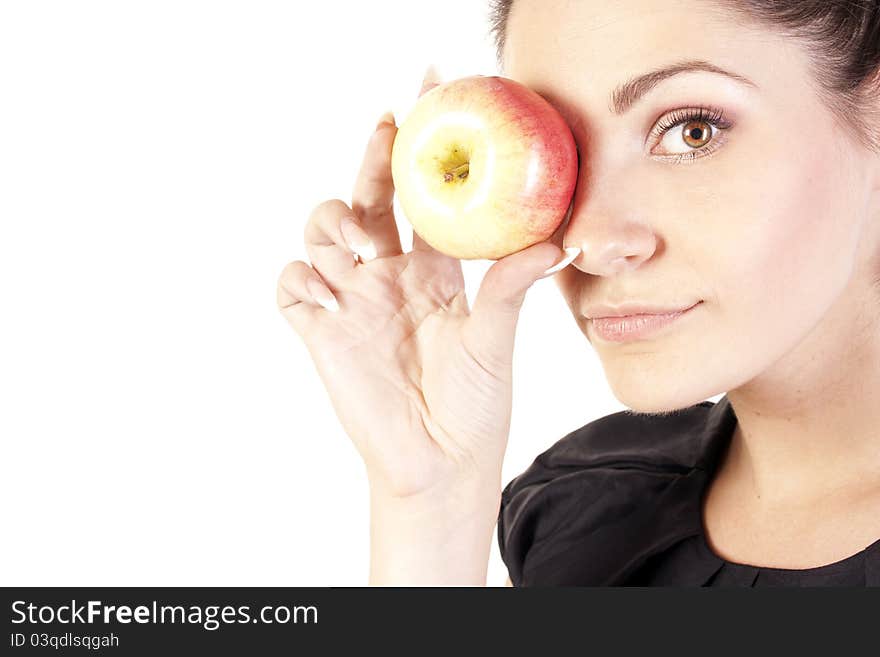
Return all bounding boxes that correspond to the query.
[609,255,643,274]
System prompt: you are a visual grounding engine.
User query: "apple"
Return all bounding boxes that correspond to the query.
[390,75,578,260]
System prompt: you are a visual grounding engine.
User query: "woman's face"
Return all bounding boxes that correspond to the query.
[504,0,880,413]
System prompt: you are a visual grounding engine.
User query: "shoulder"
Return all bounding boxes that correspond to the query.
[498,399,730,586]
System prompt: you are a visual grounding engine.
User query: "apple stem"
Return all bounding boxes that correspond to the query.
[443,162,469,182]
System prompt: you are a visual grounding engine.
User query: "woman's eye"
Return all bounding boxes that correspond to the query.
[649,108,732,163]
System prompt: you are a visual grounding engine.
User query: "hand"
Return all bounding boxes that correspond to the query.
[277,66,577,500]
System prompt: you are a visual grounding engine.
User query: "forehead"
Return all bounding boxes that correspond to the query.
[506,0,741,69]
[504,0,800,112]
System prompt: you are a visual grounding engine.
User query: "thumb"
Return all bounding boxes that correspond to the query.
[462,244,581,367]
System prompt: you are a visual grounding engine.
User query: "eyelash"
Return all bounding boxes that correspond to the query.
[649,105,733,164]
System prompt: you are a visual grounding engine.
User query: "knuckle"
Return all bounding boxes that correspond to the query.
[352,193,392,216]
[276,283,293,310]
[309,198,348,223]
[362,166,392,189]
[306,199,352,242]
[278,259,305,282]
[277,261,320,303]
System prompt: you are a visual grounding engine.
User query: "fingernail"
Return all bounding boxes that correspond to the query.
[305,277,339,312]
[540,247,581,277]
[340,217,377,262]
[419,64,441,96]
[376,111,395,131]
[423,63,439,82]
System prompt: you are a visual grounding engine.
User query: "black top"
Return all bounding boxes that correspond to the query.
[498,395,880,586]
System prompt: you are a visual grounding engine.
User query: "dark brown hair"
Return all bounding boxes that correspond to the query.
[487,0,880,152]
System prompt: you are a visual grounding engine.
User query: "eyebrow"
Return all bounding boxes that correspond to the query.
[610,59,758,114]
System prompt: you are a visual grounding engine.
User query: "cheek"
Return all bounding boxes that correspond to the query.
[707,133,859,326]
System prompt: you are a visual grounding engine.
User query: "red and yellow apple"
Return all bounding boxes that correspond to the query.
[390,75,579,260]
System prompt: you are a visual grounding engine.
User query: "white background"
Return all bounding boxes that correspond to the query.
[0,0,717,586]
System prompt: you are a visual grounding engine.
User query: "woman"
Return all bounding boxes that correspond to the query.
[276,0,880,585]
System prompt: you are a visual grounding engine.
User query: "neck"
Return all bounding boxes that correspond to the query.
[725,283,880,509]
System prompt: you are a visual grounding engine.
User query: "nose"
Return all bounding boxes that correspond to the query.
[563,166,659,276]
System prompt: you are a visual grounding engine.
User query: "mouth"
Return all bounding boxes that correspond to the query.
[588,301,703,343]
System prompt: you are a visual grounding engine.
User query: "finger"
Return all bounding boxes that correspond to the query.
[418,63,442,97]
[461,242,579,373]
[411,229,437,254]
[304,199,377,284]
[277,260,340,333]
[409,227,468,310]
[350,112,403,259]
[346,64,443,261]
[411,227,458,263]
[402,67,446,258]
[551,196,576,250]
[403,66,447,259]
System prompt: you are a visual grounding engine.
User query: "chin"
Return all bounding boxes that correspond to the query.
[605,374,712,417]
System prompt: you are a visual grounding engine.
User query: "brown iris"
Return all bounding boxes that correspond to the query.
[682,121,712,148]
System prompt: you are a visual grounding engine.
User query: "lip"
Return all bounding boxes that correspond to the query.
[588,301,702,343]
[586,301,701,319]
